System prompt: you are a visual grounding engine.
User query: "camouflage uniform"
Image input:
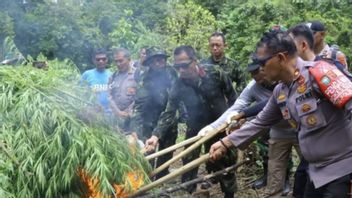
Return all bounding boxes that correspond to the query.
[108,67,137,132]
[202,56,246,92]
[130,65,179,178]
[153,64,237,194]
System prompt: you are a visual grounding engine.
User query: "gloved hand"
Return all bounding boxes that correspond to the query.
[198,125,214,137]
[226,111,245,124]
[226,111,239,124]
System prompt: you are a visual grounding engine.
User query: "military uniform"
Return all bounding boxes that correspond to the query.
[228,58,352,196]
[153,64,237,194]
[130,65,179,179]
[202,56,246,92]
[108,67,137,132]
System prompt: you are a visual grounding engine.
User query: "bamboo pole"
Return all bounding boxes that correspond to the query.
[149,123,228,177]
[141,158,250,198]
[128,154,210,198]
[145,135,201,160]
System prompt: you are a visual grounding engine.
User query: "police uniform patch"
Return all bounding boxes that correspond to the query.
[281,108,290,119]
[297,84,307,94]
[306,115,317,126]
[321,76,331,85]
[277,93,286,101]
[298,75,305,85]
[301,104,311,113]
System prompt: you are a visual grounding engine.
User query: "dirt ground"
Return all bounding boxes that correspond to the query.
[157,145,293,198]
[150,141,297,198]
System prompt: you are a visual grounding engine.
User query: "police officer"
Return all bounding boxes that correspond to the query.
[108,48,137,133]
[130,46,179,179]
[306,21,348,68]
[200,60,299,198]
[145,45,237,198]
[201,32,246,92]
[288,23,352,198]
[210,30,352,198]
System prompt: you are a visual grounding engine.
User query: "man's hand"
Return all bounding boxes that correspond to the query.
[145,135,159,153]
[226,111,245,124]
[209,137,233,161]
[197,125,214,137]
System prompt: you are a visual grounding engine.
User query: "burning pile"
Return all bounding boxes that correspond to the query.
[0,60,151,197]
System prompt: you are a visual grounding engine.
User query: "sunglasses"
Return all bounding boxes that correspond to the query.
[174,60,193,69]
[96,57,107,62]
[252,51,286,67]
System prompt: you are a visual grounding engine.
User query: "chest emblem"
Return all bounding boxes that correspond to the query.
[297,83,307,94]
[301,104,312,113]
[306,115,317,126]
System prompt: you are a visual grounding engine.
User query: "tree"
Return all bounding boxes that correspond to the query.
[218,0,352,69]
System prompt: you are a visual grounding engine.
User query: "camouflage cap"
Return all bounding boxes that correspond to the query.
[142,46,168,66]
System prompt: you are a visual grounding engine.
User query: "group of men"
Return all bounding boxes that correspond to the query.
[81,20,351,198]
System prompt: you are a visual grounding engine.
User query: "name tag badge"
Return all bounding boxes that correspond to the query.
[277,92,286,101]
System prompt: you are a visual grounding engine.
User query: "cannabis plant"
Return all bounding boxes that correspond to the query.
[0,59,151,197]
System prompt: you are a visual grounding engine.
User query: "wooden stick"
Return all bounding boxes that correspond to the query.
[128,154,210,198]
[141,158,250,198]
[145,135,201,160]
[149,123,227,178]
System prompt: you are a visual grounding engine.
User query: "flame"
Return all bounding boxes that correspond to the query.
[78,169,144,198]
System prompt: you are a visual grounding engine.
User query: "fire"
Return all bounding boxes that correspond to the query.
[78,169,145,198]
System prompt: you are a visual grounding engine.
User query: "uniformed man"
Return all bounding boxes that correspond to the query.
[200,60,299,198]
[145,45,237,198]
[108,48,137,133]
[210,30,352,198]
[306,21,348,68]
[288,23,352,198]
[130,46,179,179]
[201,32,246,92]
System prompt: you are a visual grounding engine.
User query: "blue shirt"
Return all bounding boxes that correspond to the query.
[81,68,112,111]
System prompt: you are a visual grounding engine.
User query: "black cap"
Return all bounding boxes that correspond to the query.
[142,46,168,66]
[306,21,325,32]
[246,62,260,72]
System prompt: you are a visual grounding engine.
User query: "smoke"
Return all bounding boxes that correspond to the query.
[0,0,169,72]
